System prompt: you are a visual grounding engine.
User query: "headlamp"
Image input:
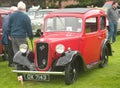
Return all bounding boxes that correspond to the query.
[19,44,28,53]
[56,44,65,54]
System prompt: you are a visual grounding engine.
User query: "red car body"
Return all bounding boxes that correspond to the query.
[0,9,9,59]
[103,0,113,8]
[13,8,112,85]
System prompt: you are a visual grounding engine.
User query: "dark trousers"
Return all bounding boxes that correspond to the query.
[8,39,14,65]
[107,22,117,43]
[11,37,27,54]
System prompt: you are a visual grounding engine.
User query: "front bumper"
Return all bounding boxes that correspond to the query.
[12,70,65,75]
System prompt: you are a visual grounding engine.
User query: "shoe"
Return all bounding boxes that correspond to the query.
[0,58,7,62]
[8,64,14,67]
[112,50,115,53]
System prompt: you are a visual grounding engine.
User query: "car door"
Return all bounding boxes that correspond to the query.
[82,17,102,64]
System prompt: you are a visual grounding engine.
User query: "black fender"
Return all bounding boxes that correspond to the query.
[101,39,112,57]
[13,51,35,70]
[55,50,86,69]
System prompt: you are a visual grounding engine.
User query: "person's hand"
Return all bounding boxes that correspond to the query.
[8,36,12,40]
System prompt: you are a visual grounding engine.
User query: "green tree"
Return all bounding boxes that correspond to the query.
[77,0,106,7]
[54,0,106,8]
[54,0,68,7]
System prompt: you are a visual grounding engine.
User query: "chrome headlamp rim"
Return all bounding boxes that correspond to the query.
[56,44,65,54]
[19,44,28,53]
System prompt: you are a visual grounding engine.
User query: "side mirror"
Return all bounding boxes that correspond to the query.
[35,29,43,37]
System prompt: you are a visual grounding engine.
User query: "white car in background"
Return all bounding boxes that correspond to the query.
[27,9,56,36]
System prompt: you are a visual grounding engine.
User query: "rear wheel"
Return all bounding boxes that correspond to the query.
[65,61,78,85]
[99,46,108,68]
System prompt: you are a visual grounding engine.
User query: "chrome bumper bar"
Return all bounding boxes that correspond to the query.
[12,70,65,75]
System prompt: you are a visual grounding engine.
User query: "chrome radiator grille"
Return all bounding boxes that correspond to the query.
[36,42,49,69]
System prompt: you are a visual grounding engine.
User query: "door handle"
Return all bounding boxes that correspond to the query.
[98,36,102,39]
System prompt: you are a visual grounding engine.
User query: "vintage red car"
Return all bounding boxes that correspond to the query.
[13,8,112,85]
[0,9,9,61]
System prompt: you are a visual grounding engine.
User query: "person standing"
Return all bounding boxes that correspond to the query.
[2,6,18,66]
[8,1,33,54]
[107,1,119,43]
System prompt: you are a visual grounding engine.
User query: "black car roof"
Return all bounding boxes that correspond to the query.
[54,8,93,14]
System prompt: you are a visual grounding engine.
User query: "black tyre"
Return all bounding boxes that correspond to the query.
[99,46,108,68]
[65,61,78,85]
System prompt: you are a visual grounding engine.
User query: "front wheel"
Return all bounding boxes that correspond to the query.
[65,61,78,85]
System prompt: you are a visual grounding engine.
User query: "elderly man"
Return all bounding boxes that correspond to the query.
[8,1,33,54]
[2,6,18,66]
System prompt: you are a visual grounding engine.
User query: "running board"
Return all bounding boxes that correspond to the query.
[87,61,100,69]
[12,70,65,75]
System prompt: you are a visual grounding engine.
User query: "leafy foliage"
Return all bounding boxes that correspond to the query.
[74,0,106,7]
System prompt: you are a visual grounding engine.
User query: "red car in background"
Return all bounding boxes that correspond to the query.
[13,8,112,85]
[102,0,113,9]
[0,9,9,61]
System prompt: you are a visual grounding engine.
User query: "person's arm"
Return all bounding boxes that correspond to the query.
[25,15,33,40]
[7,15,11,36]
[5,15,12,40]
[107,8,111,22]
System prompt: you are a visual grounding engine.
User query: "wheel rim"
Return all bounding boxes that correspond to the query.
[65,61,77,85]
[101,47,108,66]
[69,64,76,81]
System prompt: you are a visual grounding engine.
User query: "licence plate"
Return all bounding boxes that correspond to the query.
[23,74,50,81]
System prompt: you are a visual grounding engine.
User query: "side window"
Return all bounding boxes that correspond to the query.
[100,16,106,30]
[85,17,98,33]
[46,18,54,31]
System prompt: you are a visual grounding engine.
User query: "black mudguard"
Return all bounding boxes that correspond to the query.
[55,51,78,66]
[101,39,112,56]
[13,51,35,70]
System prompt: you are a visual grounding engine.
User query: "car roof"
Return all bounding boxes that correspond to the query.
[38,9,57,11]
[28,9,56,13]
[45,8,106,18]
[49,8,105,16]
[0,9,10,15]
[53,8,93,14]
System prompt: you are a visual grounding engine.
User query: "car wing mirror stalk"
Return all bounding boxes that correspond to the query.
[35,29,43,37]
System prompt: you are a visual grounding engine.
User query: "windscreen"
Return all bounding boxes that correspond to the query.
[45,16,82,32]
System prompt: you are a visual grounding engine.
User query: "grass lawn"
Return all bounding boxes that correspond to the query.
[0,35,120,88]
